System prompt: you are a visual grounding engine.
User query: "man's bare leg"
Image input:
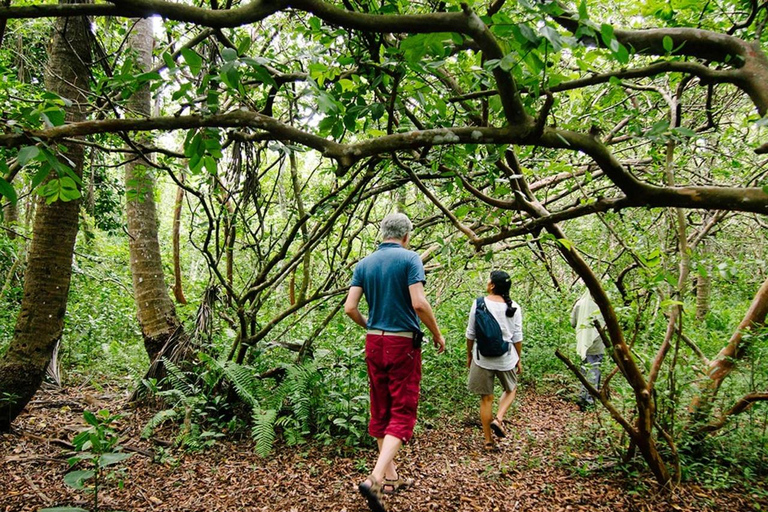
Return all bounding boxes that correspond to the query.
[363,434,402,484]
[376,437,399,480]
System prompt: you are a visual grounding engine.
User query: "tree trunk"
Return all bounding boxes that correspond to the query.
[124,18,189,372]
[172,179,187,304]
[4,199,18,239]
[695,271,710,322]
[0,3,90,430]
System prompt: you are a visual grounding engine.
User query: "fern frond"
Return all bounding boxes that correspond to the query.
[251,408,277,457]
[162,358,194,395]
[284,361,320,427]
[197,351,225,390]
[142,409,178,439]
[223,362,259,407]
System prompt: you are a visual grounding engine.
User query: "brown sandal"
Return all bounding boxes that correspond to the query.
[381,477,414,495]
[490,418,507,438]
[484,441,500,452]
[358,474,387,512]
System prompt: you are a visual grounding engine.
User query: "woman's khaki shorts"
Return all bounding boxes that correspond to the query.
[468,359,518,395]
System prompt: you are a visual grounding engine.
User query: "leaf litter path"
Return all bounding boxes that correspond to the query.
[1,385,764,512]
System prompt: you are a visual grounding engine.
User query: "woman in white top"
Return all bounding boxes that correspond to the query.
[465,270,523,451]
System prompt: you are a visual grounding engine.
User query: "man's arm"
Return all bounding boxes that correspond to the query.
[513,341,523,374]
[466,338,474,368]
[409,282,445,353]
[344,286,367,329]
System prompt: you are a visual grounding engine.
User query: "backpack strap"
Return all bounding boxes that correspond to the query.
[475,297,485,360]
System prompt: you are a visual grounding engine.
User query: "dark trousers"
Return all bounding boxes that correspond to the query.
[579,353,603,405]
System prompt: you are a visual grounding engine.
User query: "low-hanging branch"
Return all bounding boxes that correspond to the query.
[696,392,768,435]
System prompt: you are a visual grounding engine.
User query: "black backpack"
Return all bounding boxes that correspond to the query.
[474,297,513,357]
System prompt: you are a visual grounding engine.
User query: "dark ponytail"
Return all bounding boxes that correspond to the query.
[501,293,515,317]
[489,270,516,317]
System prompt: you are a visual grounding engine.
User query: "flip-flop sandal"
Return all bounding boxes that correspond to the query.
[484,441,500,452]
[490,418,507,438]
[358,474,387,512]
[381,477,414,495]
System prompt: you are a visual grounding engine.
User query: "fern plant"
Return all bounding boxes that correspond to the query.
[139,353,364,456]
[249,361,325,454]
[141,356,239,450]
[252,408,278,457]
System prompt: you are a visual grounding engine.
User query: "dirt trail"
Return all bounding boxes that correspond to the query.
[1,387,764,512]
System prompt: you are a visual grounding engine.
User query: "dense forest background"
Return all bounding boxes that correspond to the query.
[0,0,767,509]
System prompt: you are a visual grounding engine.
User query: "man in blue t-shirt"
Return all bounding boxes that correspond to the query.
[345,213,445,512]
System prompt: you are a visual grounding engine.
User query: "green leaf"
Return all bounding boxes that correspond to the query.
[0,177,18,204]
[17,146,40,167]
[71,430,91,451]
[517,23,539,44]
[541,26,563,52]
[41,109,65,127]
[614,43,629,64]
[59,176,81,201]
[83,410,98,427]
[673,126,697,137]
[662,35,673,53]
[184,133,203,158]
[161,51,176,70]
[189,153,204,174]
[136,71,162,83]
[181,48,203,76]
[600,23,615,48]
[203,155,217,175]
[30,165,52,190]
[63,470,95,490]
[221,47,238,62]
[556,238,573,250]
[237,36,252,55]
[99,452,132,467]
[243,61,277,88]
[500,52,517,71]
[577,0,588,20]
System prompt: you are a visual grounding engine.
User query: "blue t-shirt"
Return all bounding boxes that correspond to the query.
[350,242,426,333]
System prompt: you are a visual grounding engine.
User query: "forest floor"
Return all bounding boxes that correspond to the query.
[1,385,766,512]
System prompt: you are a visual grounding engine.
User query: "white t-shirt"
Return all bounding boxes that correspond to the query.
[465,297,523,371]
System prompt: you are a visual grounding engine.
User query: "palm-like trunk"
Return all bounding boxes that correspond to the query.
[0,3,90,430]
[124,18,188,372]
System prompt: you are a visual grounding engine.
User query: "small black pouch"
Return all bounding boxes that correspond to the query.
[412,330,424,349]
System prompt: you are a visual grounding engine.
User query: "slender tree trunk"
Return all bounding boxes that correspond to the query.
[0,3,91,430]
[4,200,18,239]
[695,270,710,322]
[172,179,187,304]
[124,18,188,370]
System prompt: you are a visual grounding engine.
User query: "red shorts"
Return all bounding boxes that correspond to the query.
[365,333,422,443]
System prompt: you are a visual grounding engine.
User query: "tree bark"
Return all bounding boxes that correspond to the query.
[0,1,91,430]
[124,18,188,371]
[695,271,710,322]
[172,180,187,304]
[691,275,768,419]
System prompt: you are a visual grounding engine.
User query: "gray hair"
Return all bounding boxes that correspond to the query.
[380,213,413,241]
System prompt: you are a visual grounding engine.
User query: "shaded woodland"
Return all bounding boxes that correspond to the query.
[0,0,767,509]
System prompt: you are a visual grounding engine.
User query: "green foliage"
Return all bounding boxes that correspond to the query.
[59,237,146,382]
[60,409,133,512]
[252,408,278,457]
[140,357,234,451]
